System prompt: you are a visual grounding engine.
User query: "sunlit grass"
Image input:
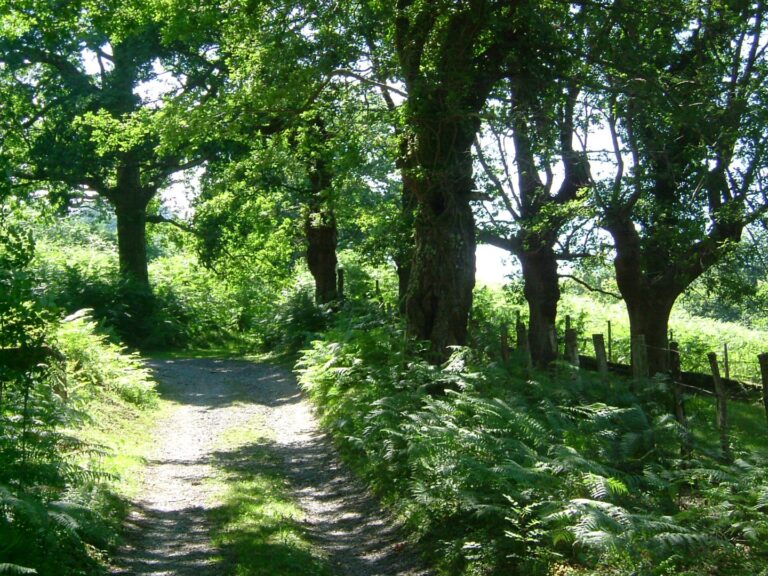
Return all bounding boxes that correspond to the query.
[687,394,768,459]
[208,417,332,576]
[73,391,168,498]
[560,294,768,384]
[145,347,249,361]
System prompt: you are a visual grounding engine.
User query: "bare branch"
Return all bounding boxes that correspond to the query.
[473,138,520,219]
[559,274,622,299]
[330,69,408,98]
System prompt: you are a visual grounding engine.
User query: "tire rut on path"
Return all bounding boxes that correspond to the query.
[110,358,431,576]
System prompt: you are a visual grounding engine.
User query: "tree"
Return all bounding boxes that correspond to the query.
[0,0,216,294]
[392,0,526,360]
[589,0,768,374]
[475,79,593,367]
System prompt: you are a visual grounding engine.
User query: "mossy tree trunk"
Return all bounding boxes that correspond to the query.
[304,124,338,305]
[395,1,513,361]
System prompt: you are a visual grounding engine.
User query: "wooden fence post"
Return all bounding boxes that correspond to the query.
[669,341,682,382]
[670,342,691,455]
[708,352,732,462]
[593,334,608,375]
[565,328,580,368]
[516,319,533,370]
[631,334,649,380]
[500,323,510,362]
[548,326,558,359]
[723,343,730,381]
[607,321,613,363]
[336,268,345,301]
[759,353,768,426]
[515,314,526,349]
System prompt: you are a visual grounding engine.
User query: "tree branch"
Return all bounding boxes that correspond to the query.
[146,214,199,236]
[330,69,408,98]
[559,274,622,299]
[473,138,520,219]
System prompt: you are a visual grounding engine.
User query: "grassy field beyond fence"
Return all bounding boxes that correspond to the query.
[560,295,768,385]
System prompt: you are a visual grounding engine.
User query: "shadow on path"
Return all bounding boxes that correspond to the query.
[110,358,431,576]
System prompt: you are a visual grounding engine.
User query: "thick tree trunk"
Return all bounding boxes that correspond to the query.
[624,294,675,376]
[610,219,679,376]
[519,246,560,367]
[406,195,475,360]
[304,132,338,306]
[404,110,478,360]
[305,211,338,305]
[394,2,505,361]
[114,198,151,292]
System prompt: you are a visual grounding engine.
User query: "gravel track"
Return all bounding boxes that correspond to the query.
[110,358,431,576]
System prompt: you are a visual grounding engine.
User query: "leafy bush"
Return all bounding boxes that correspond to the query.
[254,280,333,354]
[148,253,243,350]
[252,255,397,356]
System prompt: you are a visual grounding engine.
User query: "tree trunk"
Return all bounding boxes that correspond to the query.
[114,198,151,292]
[304,134,338,305]
[394,3,505,361]
[624,292,675,376]
[305,210,338,305]
[404,110,478,360]
[519,246,560,367]
[406,196,475,360]
[610,219,678,376]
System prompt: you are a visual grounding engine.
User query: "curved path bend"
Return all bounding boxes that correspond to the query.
[110,358,431,576]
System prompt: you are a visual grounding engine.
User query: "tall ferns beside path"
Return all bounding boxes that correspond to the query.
[297,306,768,575]
[1,204,159,575]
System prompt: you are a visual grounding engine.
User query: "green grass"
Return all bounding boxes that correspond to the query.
[145,347,249,361]
[73,389,167,500]
[560,294,768,384]
[207,416,333,576]
[687,394,768,459]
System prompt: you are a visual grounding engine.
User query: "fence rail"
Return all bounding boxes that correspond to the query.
[500,317,768,459]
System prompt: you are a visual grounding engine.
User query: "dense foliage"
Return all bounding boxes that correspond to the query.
[298,298,768,575]
[0,202,158,575]
[2,1,768,574]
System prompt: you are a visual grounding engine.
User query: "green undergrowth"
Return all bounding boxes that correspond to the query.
[33,211,247,351]
[208,416,333,576]
[297,303,768,576]
[1,311,159,575]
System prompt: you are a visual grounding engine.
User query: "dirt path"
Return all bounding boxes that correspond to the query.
[110,358,431,576]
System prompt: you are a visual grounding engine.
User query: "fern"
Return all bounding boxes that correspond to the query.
[296,306,768,576]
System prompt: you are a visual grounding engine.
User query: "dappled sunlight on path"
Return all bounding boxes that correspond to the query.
[110,358,430,576]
